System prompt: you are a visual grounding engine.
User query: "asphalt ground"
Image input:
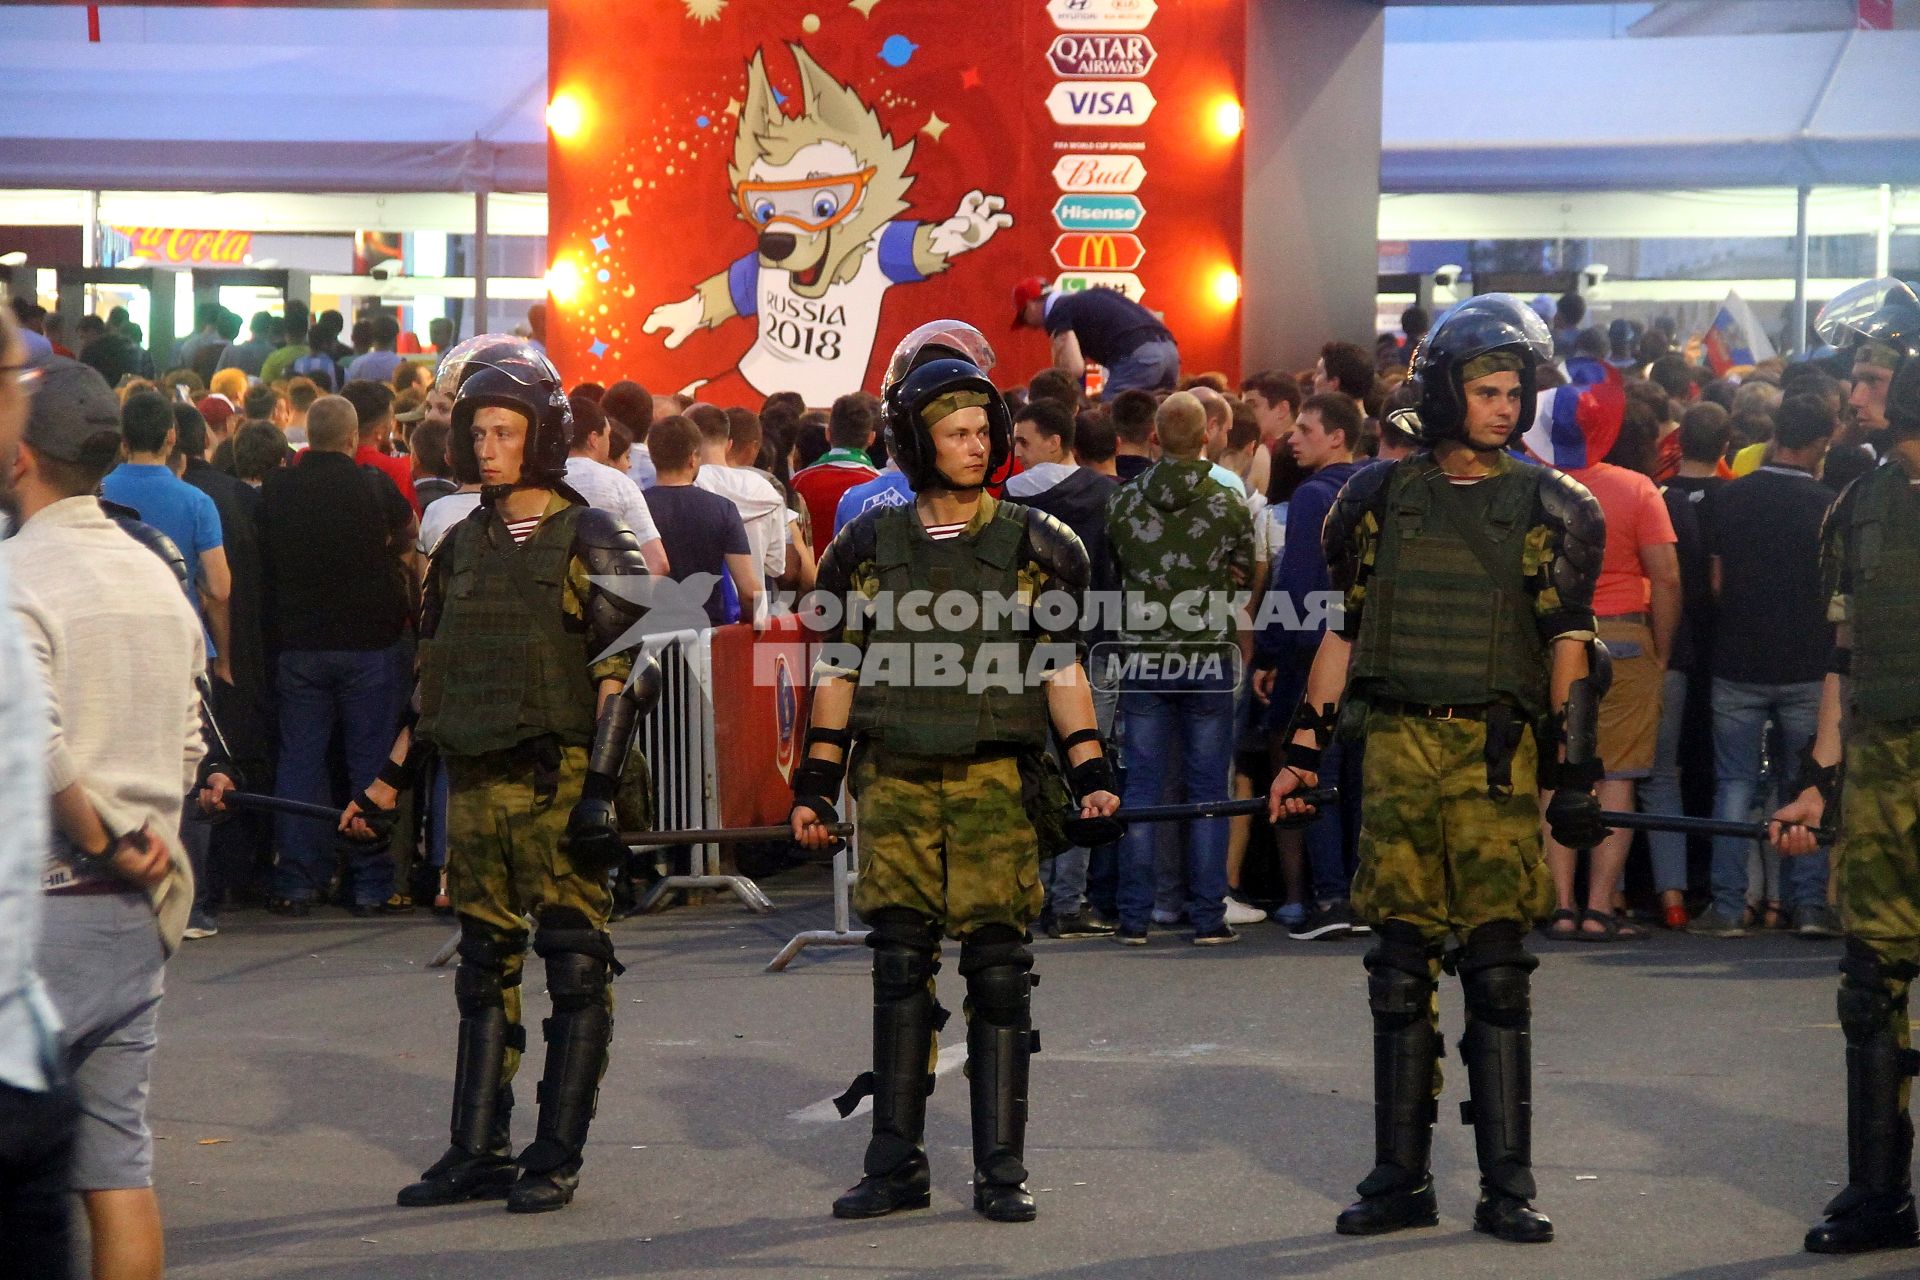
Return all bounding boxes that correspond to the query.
[148,871,1916,1280]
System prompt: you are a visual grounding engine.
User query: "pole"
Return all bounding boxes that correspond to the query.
[617,822,852,848]
[1597,810,1835,847]
[472,189,489,340]
[1876,183,1893,278]
[1792,183,1811,356]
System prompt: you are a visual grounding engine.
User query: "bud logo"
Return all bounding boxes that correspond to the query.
[1052,233,1145,272]
[1052,194,1146,231]
[1052,153,1147,193]
[1047,34,1157,78]
[1047,0,1158,32]
[1054,271,1145,302]
[1045,81,1157,127]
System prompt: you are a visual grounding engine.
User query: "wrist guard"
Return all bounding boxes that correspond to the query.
[1793,743,1843,807]
[1066,752,1117,800]
[791,756,847,828]
[1283,700,1338,773]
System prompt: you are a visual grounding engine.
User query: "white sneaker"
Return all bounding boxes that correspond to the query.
[1223,896,1268,926]
[182,924,219,940]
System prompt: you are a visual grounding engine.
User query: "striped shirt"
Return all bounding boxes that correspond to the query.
[924,520,968,541]
[504,515,542,545]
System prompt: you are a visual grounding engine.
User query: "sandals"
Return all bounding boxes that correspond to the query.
[1541,908,1579,940]
[1572,907,1648,942]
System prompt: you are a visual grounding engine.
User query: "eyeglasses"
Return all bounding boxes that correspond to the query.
[0,363,42,399]
[733,168,876,234]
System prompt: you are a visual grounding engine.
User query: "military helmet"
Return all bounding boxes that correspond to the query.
[437,335,572,489]
[1888,354,1920,436]
[1815,277,1920,371]
[1395,293,1552,447]
[880,319,1012,491]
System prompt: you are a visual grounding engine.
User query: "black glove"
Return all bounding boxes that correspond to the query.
[1545,787,1609,851]
[341,788,398,844]
[790,757,847,849]
[1062,753,1126,847]
[562,795,628,873]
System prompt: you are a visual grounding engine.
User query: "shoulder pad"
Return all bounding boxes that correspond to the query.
[1023,506,1091,590]
[571,509,649,652]
[573,505,642,555]
[1323,459,1395,553]
[1536,467,1607,544]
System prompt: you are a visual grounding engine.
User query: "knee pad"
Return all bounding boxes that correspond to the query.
[1456,921,1536,1028]
[960,925,1034,1028]
[867,908,941,1003]
[455,919,523,1014]
[1365,920,1437,1027]
[1839,937,1915,1045]
[543,950,612,1012]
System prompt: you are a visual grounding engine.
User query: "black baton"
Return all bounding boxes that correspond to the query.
[1599,810,1837,847]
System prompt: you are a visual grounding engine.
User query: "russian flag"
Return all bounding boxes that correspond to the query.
[1520,357,1625,471]
[1703,290,1776,376]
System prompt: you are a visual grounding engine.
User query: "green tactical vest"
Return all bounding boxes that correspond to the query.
[414,505,599,757]
[1846,464,1920,724]
[1348,458,1551,719]
[846,501,1052,757]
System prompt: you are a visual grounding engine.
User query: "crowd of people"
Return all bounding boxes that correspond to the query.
[0,287,1878,952]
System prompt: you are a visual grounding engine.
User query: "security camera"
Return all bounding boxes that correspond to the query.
[1431,265,1463,289]
[1581,264,1610,291]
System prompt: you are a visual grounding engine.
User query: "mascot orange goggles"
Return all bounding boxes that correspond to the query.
[734,168,876,233]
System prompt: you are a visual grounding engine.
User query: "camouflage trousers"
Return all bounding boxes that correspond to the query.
[1350,711,1554,942]
[1835,719,1920,1107]
[849,748,1043,939]
[1351,712,1553,1097]
[445,743,614,1082]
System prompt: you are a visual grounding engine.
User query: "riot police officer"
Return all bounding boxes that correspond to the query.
[1773,278,1920,1255]
[1269,295,1609,1244]
[344,337,661,1214]
[790,321,1121,1223]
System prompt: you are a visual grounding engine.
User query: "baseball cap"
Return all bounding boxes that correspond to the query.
[196,393,235,434]
[25,356,120,462]
[1011,276,1049,329]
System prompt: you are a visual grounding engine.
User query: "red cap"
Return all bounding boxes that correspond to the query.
[1011,276,1049,329]
[196,394,235,433]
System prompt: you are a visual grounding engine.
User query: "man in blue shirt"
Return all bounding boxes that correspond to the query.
[99,392,233,683]
[1013,276,1179,400]
[1252,392,1365,940]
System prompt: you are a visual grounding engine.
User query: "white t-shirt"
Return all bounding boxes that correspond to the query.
[564,456,662,548]
[417,492,481,556]
[695,464,788,589]
[736,221,922,407]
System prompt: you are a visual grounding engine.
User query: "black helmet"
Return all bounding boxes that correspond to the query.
[1888,355,1920,437]
[879,320,1011,491]
[1394,293,1552,448]
[1815,277,1920,370]
[437,335,571,490]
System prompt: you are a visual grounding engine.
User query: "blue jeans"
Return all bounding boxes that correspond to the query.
[1641,669,1692,894]
[1116,678,1235,933]
[271,644,410,905]
[1101,339,1180,399]
[1709,677,1826,917]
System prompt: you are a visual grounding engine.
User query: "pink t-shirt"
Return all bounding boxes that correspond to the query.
[1566,463,1676,617]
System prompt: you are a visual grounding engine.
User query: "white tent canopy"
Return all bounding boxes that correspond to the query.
[0,5,546,194]
[1382,28,1920,193]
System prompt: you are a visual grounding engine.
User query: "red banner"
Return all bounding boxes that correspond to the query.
[710,618,812,830]
[548,0,1243,407]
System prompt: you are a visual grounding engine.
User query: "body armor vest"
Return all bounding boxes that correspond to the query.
[1349,459,1550,719]
[415,506,599,757]
[847,502,1051,757]
[1846,465,1920,724]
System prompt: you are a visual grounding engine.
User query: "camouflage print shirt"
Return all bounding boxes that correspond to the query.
[1103,458,1254,646]
[1324,451,1602,647]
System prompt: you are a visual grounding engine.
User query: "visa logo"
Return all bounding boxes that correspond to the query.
[1045,81,1158,127]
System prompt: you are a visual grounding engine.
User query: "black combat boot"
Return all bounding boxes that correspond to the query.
[1458,929,1552,1244]
[398,957,521,1207]
[508,951,611,1214]
[1806,956,1920,1254]
[1337,927,1439,1236]
[833,925,937,1219]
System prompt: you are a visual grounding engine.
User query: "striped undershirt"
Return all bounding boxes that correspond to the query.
[504,515,542,544]
[923,520,968,541]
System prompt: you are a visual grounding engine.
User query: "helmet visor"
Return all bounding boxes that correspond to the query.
[435,334,562,398]
[1425,294,1553,369]
[882,320,999,395]
[1815,277,1920,349]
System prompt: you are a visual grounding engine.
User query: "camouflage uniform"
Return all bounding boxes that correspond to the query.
[1806,460,1920,1246]
[1320,448,1602,1224]
[806,492,1090,1220]
[399,494,652,1212]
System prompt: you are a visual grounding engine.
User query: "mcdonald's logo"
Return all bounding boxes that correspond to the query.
[1051,232,1145,271]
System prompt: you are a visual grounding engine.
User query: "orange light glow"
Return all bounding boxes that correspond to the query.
[547,91,587,141]
[1208,265,1241,309]
[1210,97,1244,141]
[546,256,584,307]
